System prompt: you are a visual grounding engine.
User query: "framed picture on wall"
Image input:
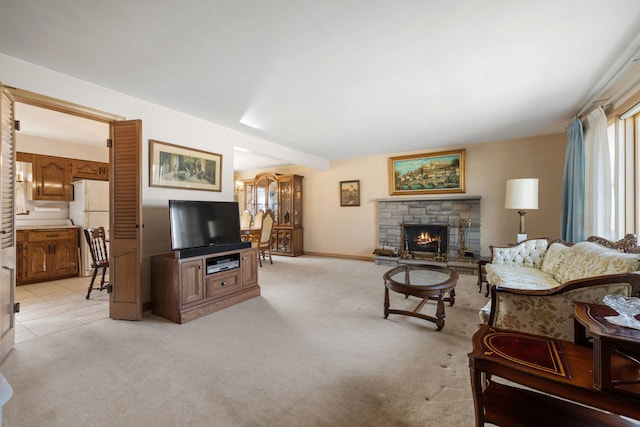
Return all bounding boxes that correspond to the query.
[388,149,465,195]
[340,180,360,206]
[149,139,222,191]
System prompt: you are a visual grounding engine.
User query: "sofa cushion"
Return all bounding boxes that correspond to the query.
[485,264,560,290]
[488,282,632,341]
[540,242,570,277]
[490,239,549,268]
[554,241,640,283]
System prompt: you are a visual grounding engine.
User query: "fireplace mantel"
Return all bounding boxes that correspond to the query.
[376,195,481,202]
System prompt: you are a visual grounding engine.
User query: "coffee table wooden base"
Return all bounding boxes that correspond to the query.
[383,264,458,330]
[384,287,455,330]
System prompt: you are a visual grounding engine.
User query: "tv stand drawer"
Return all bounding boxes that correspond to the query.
[206,270,241,298]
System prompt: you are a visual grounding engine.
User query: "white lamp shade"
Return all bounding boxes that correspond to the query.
[504,178,538,210]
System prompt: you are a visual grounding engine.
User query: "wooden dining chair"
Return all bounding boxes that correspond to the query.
[84,226,110,299]
[255,210,275,267]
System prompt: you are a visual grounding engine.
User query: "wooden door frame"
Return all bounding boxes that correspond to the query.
[6,86,143,320]
[7,87,124,123]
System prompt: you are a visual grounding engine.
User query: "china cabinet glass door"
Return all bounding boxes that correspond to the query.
[254,173,277,217]
[279,178,292,225]
[268,179,278,221]
[256,176,266,214]
[243,181,255,216]
[293,175,303,227]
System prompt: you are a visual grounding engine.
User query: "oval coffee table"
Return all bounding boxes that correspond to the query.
[383,264,458,330]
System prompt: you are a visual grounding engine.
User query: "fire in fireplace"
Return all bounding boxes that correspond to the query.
[401,224,449,259]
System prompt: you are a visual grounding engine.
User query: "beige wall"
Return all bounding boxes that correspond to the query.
[237,133,567,258]
[17,133,109,162]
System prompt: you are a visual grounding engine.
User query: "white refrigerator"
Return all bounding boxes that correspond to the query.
[69,180,110,277]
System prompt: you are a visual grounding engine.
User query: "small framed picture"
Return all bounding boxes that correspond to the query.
[340,180,360,207]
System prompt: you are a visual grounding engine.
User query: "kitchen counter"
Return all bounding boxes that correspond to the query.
[15,218,77,230]
[16,225,80,230]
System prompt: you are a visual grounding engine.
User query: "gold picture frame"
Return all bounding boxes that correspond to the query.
[389,149,465,195]
[149,139,222,191]
[340,180,360,206]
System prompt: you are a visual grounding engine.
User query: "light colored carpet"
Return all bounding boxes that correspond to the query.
[1,256,489,426]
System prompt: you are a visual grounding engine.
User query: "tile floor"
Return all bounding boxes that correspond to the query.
[15,276,109,343]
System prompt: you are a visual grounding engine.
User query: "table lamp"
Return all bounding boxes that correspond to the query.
[504,178,538,243]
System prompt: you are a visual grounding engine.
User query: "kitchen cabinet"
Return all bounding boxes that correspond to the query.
[32,155,73,201]
[17,228,79,285]
[72,159,109,180]
[16,230,25,284]
[17,152,109,202]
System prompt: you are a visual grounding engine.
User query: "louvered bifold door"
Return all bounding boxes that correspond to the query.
[109,120,143,320]
[0,85,16,360]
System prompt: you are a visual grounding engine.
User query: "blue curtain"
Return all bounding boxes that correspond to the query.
[561,117,585,242]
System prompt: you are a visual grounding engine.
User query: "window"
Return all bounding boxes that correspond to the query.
[608,99,640,236]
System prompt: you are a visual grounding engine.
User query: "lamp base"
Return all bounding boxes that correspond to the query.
[517,233,527,243]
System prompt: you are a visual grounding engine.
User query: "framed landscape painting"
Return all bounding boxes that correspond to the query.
[149,140,222,191]
[340,180,360,206]
[389,149,465,195]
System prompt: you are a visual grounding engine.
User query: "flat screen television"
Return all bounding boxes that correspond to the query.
[169,200,243,255]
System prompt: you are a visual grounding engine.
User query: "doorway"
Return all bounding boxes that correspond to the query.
[14,102,111,342]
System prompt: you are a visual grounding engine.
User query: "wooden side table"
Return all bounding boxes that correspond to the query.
[468,324,640,426]
[571,301,640,396]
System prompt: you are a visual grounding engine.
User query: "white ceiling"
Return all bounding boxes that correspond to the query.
[2,1,640,171]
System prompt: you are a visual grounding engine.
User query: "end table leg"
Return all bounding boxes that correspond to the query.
[469,367,486,426]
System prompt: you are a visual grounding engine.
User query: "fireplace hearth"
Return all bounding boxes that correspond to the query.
[401,224,449,260]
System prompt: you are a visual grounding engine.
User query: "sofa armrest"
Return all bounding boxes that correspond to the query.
[487,273,640,341]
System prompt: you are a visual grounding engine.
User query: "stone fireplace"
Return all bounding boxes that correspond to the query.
[377,196,480,260]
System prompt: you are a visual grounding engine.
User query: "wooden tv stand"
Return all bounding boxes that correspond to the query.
[151,247,260,324]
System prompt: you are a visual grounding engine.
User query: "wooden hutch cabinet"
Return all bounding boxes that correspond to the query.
[243,173,303,256]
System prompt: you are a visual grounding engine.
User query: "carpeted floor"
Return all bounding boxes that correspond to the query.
[1,256,490,426]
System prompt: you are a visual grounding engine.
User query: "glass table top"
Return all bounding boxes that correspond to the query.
[385,266,454,287]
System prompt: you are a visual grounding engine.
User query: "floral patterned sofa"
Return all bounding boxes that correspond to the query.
[479,235,640,341]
